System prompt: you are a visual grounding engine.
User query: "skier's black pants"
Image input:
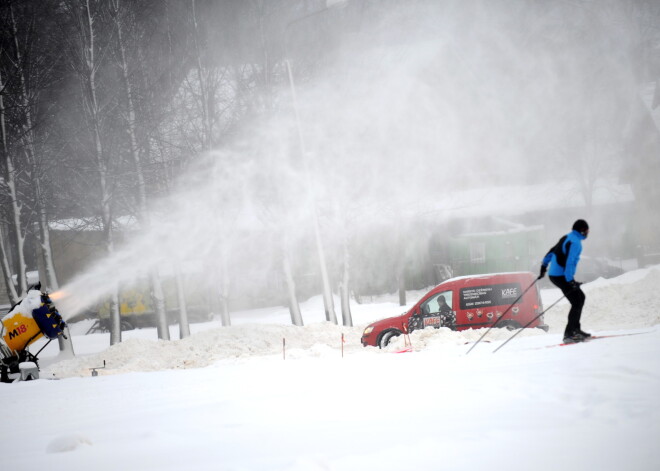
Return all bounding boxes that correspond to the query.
[549,276,585,336]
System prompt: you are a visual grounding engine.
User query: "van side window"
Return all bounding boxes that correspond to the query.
[421,291,453,315]
[411,290,456,331]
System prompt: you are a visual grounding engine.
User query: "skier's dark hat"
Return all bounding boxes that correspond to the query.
[572,219,589,237]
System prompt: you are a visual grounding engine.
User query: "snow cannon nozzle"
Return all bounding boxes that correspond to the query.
[29,283,68,340]
[48,289,67,301]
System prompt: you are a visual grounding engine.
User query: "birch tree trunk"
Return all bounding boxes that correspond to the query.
[282,234,304,327]
[0,227,17,305]
[138,0,191,336]
[8,5,58,294]
[218,247,230,327]
[190,0,236,327]
[6,4,72,354]
[340,231,353,327]
[191,0,212,152]
[397,227,407,307]
[0,68,27,301]
[253,2,304,326]
[111,0,170,340]
[286,60,337,324]
[174,263,190,338]
[87,1,121,344]
[64,0,122,344]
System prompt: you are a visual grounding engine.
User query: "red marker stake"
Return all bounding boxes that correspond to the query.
[341,333,344,358]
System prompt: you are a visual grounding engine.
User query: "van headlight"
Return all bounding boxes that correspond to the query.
[363,326,374,336]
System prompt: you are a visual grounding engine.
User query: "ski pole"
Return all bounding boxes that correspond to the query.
[492,295,566,353]
[466,277,540,355]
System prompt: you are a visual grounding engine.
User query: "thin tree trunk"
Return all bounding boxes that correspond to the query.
[174,263,190,338]
[112,0,170,340]
[37,208,58,291]
[150,270,169,339]
[397,241,407,307]
[0,227,17,304]
[9,4,57,295]
[108,284,121,345]
[33,225,73,356]
[255,6,302,327]
[340,232,353,327]
[218,248,230,326]
[398,270,406,307]
[314,214,337,323]
[282,246,303,326]
[79,0,121,344]
[191,0,212,151]
[286,60,337,324]
[0,68,27,300]
[0,82,11,299]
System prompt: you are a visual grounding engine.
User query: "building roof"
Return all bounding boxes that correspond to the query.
[412,179,634,221]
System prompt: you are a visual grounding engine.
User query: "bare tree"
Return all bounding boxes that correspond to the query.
[249,0,306,325]
[63,0,122,344]
[5,3,60,293]
[0,67,22,304]
[0,32,27,302]
[183,0,247,326]
[108,0,170,340]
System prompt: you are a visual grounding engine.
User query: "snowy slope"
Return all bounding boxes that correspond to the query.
[1,266,659,471]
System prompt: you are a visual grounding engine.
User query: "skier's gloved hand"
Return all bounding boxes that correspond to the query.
[539,265,547,279]
[568,280,582,291]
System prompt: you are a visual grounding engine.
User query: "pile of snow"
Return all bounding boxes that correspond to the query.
[3,288,43,320]
[39,266,660,379]
[43,323,376,378]
[570,267,660,330]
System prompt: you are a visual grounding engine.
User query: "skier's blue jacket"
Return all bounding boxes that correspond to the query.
[542,230,586,282]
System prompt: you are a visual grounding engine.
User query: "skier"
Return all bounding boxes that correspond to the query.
[539,219,591,343]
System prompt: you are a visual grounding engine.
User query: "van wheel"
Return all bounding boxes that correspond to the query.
[500,321,521,331]
[379,330,401,348]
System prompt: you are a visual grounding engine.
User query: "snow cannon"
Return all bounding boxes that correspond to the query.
[0,285,67,383]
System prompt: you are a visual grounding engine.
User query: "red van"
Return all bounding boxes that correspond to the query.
[361,272,547,348]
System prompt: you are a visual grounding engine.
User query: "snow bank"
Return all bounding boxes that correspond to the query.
[42,266,660,379]
[544,266,660,332]
[43,322,376,379]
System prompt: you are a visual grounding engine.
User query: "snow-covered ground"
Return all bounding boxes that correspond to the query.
[2,267,660,471]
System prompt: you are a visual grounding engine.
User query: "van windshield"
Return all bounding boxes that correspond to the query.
[459,283,522,310]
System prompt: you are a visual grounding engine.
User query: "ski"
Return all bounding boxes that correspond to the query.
[548,331,651,348]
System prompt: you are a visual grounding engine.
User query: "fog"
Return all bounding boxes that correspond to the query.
[39,0,656,321]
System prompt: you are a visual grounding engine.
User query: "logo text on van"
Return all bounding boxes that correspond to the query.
[501,288,518,299]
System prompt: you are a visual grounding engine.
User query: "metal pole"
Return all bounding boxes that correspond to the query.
[466,278,539,355]
[492,295,566,353]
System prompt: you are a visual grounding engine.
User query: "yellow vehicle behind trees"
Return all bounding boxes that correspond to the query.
[89,278,213,333]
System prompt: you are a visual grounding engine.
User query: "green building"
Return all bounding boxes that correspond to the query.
[448,226,545,277]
